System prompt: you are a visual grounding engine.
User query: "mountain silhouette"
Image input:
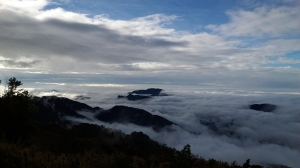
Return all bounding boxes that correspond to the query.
[118,88,169,101]
[249,103,277,112]
[34,96,174,131]
[95,105,175,131]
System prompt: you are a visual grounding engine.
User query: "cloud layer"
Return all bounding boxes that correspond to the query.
[36,85,300,168]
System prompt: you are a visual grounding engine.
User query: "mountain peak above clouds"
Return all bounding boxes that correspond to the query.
[249,103,277,112]
[95,105,175,131]
[118,88,169,101]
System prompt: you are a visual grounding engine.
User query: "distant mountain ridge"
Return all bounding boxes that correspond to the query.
[130,88,165,96]
[33,96,175,131]
[118,88,169,101]
[95,105,175,131]
[34,96,278,133]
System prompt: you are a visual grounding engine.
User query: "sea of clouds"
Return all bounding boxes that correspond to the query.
[31,84,300,167]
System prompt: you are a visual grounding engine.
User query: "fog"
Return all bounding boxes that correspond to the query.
[31,84,300,167]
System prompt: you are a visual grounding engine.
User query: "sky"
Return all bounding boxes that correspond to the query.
[0,0,300,90]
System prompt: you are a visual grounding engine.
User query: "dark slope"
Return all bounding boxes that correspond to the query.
[95,105,175,131]
[34,96,101,123]
[124,94,150,101]
[0,122,251,168]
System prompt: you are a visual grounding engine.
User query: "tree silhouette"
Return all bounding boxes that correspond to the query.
[181,144,192,157]
[0,77,36,141]
[2,77,23,98]
[243,159,250,168]
[0,77,36,122]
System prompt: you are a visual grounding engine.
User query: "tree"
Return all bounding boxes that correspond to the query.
[0,77,36,123]
[181,144,192,157]
[2,77,25,98]
[0,77,37,141]
[243,159,250,168]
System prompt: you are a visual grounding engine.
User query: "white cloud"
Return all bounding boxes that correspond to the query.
[78,84,126,87]
[53,87,300,167]
[0,0,48,15]
[93,14,178,36]
[207,6,300,37]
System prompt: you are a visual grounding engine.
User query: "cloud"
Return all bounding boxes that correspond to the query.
[0,0,299,89]
[207,5,300,37]
[0,59,40,68]
[0,8,188,71]
[0,0,48,16]
[0,55,41,68]
[52,87,300,167]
